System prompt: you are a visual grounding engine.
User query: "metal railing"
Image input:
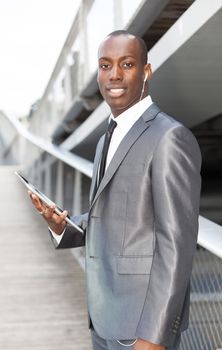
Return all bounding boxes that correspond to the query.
[3,114,93,178]
[181,248,222,349]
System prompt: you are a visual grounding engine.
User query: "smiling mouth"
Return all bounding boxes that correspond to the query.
[107,88,126,97]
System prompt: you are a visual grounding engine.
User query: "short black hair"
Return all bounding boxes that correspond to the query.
[106,30,148,64]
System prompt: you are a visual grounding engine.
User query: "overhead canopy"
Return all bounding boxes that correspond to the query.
[149,3,222,127]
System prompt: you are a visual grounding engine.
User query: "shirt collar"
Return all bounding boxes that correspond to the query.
[110,95,153,129]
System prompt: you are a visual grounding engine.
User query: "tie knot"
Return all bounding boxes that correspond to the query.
[107,119,117,135]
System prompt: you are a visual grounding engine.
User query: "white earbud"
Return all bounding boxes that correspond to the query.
[139,74,148,101]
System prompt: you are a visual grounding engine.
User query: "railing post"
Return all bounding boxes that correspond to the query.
[36,157,42,189]
[73,170,82,215]
[71,169,85,269]
[45,155,51,197]
[29,161,36,183]
[56,161,64,208]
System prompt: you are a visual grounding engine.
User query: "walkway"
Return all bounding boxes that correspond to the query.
[0,166,91,350]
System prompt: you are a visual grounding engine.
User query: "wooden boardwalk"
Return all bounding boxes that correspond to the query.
[0,166,92,350]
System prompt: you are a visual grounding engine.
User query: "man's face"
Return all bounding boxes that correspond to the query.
[97,35,150,117]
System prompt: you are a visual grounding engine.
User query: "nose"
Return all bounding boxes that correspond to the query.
[110,64,122,81]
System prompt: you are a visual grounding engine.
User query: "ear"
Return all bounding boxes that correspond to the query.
[144,63,152,82]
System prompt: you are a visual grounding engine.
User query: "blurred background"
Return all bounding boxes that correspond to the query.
[0,1,222,349]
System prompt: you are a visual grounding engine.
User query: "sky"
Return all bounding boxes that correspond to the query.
[0,0,81,117]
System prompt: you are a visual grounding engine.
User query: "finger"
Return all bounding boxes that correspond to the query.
[53,210,68,224]
[28,190,36,203]
[32,194,42,207]
[43,205,56,219]
[28,192,44,211]
[59,210,68,219]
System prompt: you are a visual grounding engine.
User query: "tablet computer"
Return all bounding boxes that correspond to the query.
[15,171,84,233]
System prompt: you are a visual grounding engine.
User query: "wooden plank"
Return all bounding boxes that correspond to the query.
[0,166,91,350]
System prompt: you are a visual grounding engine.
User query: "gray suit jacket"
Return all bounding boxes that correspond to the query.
[54,104,201,348]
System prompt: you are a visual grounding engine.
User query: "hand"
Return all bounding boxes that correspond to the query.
[133,339,166,350]
[28,191,67,235]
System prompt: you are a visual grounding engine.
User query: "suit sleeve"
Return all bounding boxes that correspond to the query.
[51,213,89,249]
[135,126,201,346]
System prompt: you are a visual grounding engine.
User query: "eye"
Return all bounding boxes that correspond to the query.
[99,63,110,70]
[122,62,133,69]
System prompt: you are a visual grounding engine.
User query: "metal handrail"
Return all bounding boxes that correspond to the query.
[2,113,222,260]
[198,216,222,259]
[5,114,93,178]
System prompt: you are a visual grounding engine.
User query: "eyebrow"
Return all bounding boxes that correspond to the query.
[98,55,136,61]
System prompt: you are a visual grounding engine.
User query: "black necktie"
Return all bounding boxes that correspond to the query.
[97,119,117,187]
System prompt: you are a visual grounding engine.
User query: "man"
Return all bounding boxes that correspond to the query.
[29,31,201,350]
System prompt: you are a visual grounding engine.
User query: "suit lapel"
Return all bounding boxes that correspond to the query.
[90,103,160,208]
[91,118,149,205]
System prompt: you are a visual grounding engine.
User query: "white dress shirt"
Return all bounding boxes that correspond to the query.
[106,95,153,169]
[51,95,153,244]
